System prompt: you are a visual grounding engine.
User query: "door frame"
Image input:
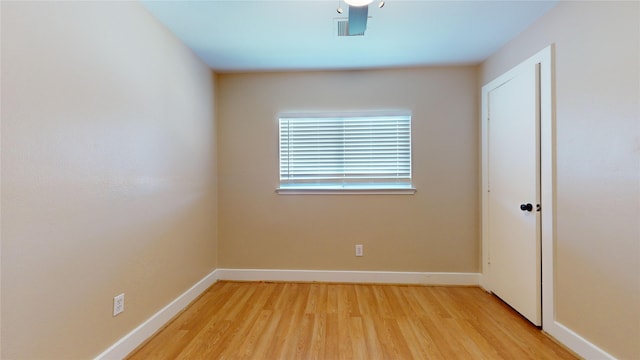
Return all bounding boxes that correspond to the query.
[480,45,555,328]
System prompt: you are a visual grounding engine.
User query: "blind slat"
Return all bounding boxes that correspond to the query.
[279,114,412,187]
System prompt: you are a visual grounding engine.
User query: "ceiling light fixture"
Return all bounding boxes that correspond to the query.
[337,0,344,13]
[378,0,385,8]
[344,0,374,7]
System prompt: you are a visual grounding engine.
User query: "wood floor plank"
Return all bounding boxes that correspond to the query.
[361,316,385,358]
[395,317,431,359]
[323,313,339,359]
[347,315,366,359]
[127,282,579,360]
[309,313,327,360]
[235,309,273,358]
[249,310,281,359]
[335,313,353,359]
[291,313,314,359]
[221,284,278,357]
[382,318,415,359]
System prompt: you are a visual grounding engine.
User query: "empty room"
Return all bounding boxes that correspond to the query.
[1,1,638,359]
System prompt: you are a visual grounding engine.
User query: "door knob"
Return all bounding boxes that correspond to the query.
[520,203,533,212]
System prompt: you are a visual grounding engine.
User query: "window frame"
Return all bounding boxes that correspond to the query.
[276,111,416,195]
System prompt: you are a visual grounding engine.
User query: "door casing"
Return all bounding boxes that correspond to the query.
[481,45,554,328]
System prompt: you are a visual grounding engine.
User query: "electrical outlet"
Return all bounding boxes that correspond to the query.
[355,244,363,257]
[113,293,125,316]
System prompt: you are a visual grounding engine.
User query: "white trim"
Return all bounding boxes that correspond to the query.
[481,45,613,360]
[545,321,616,360]
[276,188,416,195]
[277,111,413,192]
[215,268,480,286]
[481,45,554,325]
[94,269,220,360]
[537,44,556,334]
[478,273,489,292]
[95,268,479,359]
[278,110,412,119]
[480,45,555,316]
[93,266,614,360]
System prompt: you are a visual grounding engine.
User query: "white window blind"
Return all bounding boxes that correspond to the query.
[279,113,412,190]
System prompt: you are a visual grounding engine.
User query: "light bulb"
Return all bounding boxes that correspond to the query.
[344,0,374,7]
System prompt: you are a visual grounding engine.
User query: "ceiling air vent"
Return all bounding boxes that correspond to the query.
[335,18,364,37]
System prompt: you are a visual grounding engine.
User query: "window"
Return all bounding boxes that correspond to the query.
[278,112,414,194]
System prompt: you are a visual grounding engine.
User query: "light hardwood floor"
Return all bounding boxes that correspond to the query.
[127,281,578,359]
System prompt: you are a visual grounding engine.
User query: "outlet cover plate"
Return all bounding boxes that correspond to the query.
[113,293,125,316]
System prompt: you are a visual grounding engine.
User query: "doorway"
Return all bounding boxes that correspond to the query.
[481,45,554,328]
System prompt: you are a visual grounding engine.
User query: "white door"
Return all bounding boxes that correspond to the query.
[486,64,541,326]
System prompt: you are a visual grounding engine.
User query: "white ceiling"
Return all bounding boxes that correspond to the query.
[140,0,557,72]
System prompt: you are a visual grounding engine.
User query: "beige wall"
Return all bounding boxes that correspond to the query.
[217,68,479,272]
[482,2,639,359]
[5,0,635,358]
[1,2,217,358]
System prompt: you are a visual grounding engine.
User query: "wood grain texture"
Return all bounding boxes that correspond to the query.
[127,282,578,359]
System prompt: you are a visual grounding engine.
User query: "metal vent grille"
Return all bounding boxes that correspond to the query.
[335,19,364,37]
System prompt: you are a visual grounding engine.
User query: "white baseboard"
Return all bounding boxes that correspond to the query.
[216,268,480,286]
[481,274,614,359]
[95,268,478,359]
[545,320,616,360]
[94,269,220,360]
[97,267,621,360]
[94,267,617,360]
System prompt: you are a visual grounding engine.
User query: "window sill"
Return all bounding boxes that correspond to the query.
[276,187,417,195]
